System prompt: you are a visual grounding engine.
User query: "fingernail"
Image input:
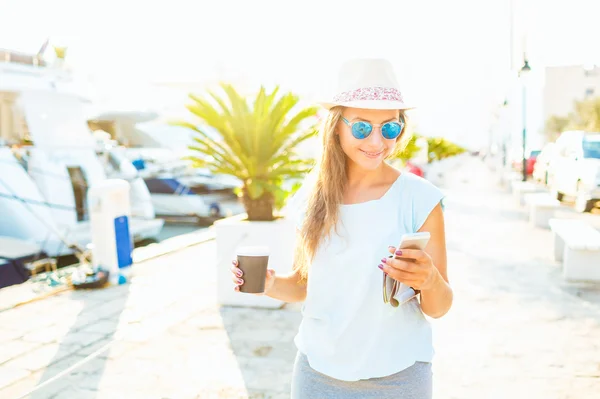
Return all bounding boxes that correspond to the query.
[232,260,237,265]
[238,278,243,284]
[236,271,242,277]
[378,264,384,270]
[381,258,387,263]
[388,246,396,251]
[395,250,402,256]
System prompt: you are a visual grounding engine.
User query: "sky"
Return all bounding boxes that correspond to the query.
[1,0,599,149]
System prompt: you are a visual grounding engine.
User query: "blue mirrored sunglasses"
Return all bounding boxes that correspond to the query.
[341,117,405,140]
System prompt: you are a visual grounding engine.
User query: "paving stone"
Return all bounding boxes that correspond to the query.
[0,327,26,343]
[0,364,30,391]
[0,353,83,398]
[0,340,40,365]
[0,309,58,334]
[21,324,73,345]
[76,319,124,336]
[48,387,99,399]
[58,331,108,350]
[2,342,83,372]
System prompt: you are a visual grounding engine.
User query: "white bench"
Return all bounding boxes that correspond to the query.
[549,218,600,282]
[524,193,562,229]
[500,171,522,192]
[511,181,546,206]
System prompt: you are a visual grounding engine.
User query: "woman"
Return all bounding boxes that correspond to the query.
[231,58,453,398]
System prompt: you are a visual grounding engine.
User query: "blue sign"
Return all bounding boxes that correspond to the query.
[114,215,133,268]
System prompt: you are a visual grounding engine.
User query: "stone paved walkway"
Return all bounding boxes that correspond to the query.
[0,156,599,398]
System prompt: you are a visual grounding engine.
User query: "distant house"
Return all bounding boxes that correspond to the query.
[543,65,600,122]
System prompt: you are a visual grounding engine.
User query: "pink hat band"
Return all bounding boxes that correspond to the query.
[332,87,405,104]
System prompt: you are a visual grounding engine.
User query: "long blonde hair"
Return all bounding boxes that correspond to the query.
[293,106,410,283]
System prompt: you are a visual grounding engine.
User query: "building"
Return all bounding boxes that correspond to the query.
[543,65,600,122]
[493,64,600,167]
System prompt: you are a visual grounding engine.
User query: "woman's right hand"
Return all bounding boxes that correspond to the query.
[231,260,276,296]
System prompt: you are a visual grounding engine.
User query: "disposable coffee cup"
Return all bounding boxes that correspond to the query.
[236,246,270,293]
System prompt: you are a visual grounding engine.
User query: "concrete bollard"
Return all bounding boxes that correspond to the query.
[88,179,133,285]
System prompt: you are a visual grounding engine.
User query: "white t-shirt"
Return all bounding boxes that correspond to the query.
[286,171,445,382]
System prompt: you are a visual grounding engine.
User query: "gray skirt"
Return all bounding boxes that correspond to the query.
[291,352,432,399]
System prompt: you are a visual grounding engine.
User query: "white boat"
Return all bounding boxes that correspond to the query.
[0,49,164,257]
[89,115,243,219]
[0,235,47,289]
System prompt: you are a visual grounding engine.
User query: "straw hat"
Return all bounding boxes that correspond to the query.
[319,58,414,111]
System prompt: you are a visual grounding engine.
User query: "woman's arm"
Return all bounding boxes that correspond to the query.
[417,203,453,318]
[266,269,307,303]
[381,203,453,318]
[267,229,308,303]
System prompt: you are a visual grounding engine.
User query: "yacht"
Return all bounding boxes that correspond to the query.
[0,48,164,257]
[89,114,242,220]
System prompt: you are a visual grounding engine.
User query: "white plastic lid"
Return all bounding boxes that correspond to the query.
[236,245,270,256]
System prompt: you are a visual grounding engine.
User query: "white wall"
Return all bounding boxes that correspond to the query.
[543,65,600,122]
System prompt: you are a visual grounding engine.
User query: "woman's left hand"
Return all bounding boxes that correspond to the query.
[379,246,440,291]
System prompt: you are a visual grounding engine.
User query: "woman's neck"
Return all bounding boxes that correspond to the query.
[345,162,390,187]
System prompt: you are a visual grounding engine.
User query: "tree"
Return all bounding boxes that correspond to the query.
[545,96,600,141]
[569,97,600,132]
[545,115,570,141]
[176,83,319,221]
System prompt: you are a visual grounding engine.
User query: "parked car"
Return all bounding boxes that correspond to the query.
[405,161,424,178]
[532,143,557,185]
[526,150,541,176]
[511,149,541,177]
[547,130,600,212]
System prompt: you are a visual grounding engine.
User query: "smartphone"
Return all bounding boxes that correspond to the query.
[386,232,431,307]
[394,232,431,258]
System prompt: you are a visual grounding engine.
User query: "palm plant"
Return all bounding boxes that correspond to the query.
[394,133,421,164]
[53,46,67,59]
[426,137,467,162]
[394,133,466,165]
[175,83,319,221]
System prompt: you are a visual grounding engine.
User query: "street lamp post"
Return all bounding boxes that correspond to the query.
[519,58,531,182]
[501,99,508,169]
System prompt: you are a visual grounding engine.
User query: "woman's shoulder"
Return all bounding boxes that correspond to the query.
[397,171,445,206]
[399,171,442,195]
[398,172,445,230]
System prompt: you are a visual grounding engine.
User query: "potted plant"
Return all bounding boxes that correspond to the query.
[177,83,319,307]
